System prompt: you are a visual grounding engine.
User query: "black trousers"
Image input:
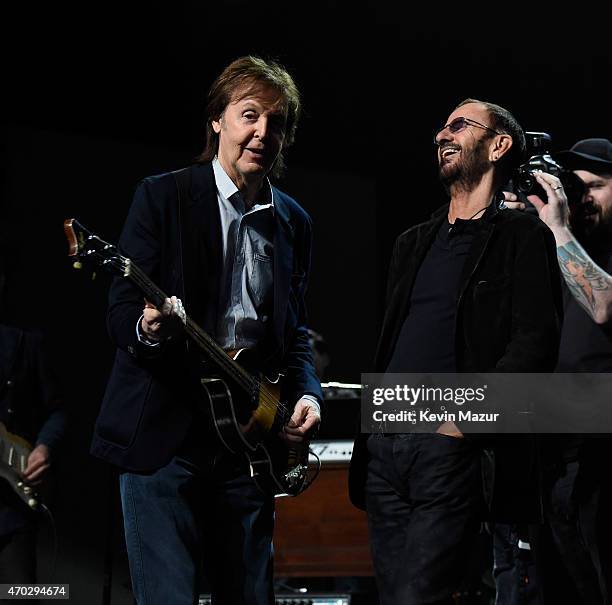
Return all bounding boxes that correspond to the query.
[534,457,612,605]
[0,525,37,604]
[365,433,483,605]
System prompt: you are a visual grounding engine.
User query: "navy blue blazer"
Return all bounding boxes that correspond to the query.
[91,163,323,472]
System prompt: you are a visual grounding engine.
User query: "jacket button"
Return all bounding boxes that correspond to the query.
[128,345,135,355]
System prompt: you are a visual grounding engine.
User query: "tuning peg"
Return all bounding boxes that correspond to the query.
[73,261,83,270]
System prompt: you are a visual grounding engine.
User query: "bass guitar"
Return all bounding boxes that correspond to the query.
[64,218,316,496]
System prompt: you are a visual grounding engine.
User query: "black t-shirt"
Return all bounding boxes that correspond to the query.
[386,218,479,373]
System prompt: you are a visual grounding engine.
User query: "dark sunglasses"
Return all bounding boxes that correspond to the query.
[434,117,501,145]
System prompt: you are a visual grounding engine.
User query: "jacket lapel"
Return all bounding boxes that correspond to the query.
[180,163,223,333]
[271,191,294,352]
[456,201,498,305]
[395,205,447,314]
[376,205,446,370]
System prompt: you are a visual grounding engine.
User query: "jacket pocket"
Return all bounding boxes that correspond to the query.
[472,276,511,303]
[247,253,274,311]
[96,351,153,449]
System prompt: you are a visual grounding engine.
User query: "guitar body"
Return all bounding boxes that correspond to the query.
[0,423,40,510]
[201,350,309,496]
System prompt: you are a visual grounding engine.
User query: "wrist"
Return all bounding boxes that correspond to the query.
[137,316,162,346]
[550,225,574,247]
[141,323,160,342]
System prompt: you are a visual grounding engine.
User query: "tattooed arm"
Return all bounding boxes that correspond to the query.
[524,171,612,325]
[557,238,612,324]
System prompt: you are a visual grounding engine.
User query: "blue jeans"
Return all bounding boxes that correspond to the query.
[365,433,483,605]
[120,453,274,605]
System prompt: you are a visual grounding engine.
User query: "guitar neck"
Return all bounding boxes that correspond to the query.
[64,218,259,397]
[124,260,255,394]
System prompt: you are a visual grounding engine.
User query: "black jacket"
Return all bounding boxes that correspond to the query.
[0,325,66,535]
[91,163,323,472]
[349,202,563,512]
[0,325,65,450]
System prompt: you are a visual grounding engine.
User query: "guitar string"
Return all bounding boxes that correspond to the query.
[99,253,294,419]
[183,316,294,419]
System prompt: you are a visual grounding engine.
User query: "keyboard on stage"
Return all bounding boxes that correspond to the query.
[309,440,354,464]
[199,595,350,604]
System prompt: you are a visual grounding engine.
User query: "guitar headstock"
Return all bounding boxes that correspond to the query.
[64,218,130,278]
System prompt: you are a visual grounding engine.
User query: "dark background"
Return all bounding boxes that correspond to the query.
[1,3,611,603]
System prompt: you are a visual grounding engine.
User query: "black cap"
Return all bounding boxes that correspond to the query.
[554,138,612,173]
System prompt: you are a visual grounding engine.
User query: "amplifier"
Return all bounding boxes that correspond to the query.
[317,382,361,440]
[199,595,350,604]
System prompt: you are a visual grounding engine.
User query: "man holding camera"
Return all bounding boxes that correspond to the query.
[504,138,612,604]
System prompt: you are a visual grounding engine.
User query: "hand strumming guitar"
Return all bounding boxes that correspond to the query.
[280,398,321,446]
[22,444,51,486]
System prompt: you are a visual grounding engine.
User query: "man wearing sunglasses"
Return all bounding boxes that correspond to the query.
[501,140,612,604]
[349,99,563,604]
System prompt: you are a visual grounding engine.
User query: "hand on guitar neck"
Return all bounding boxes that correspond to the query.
[141,296,187,342]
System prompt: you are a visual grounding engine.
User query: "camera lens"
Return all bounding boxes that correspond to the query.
[515,154,564,200]
[517,167,536,194]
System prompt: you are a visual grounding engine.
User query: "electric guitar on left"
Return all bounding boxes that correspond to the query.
[0,422,40,510]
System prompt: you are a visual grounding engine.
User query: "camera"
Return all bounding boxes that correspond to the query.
[514,132,585,206]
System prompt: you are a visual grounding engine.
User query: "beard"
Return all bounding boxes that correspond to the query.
[439,138,491,194]
[571,202,612,248]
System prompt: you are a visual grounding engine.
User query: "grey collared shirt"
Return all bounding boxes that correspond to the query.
[212,157,275,350]
[212,160,320,410]
[136,160,320,411]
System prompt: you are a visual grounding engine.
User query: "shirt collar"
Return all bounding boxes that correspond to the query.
[212,157,274,211]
